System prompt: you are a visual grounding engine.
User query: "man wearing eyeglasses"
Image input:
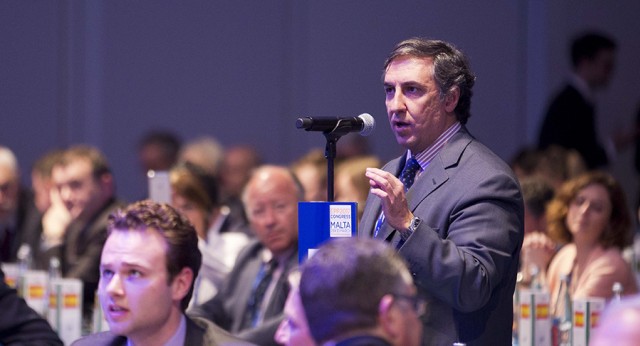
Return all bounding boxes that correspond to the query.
[298,237,423,346]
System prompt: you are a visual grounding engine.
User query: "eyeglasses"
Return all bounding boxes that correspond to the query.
[392,293,426,317]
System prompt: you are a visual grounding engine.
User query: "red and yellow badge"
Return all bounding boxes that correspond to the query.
[574,311,585,327]
[520,303,531,319]
[64,294,79,308]
[28,284,45,299]
[536,303,549,320]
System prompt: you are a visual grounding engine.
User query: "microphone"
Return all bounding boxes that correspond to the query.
[296,113,375,136]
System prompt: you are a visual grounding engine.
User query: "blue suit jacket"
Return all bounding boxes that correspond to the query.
[359,127,524,346]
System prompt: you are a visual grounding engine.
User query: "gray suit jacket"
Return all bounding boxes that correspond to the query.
[71,316,255,346]
[359,127,524,346]
[190,240,297,346]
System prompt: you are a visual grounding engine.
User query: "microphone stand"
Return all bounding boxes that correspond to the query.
[323,131,344,202]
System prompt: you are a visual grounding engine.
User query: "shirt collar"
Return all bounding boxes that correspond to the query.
[409,121,461,170]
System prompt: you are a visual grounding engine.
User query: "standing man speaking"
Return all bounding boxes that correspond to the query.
[359,38,524,345]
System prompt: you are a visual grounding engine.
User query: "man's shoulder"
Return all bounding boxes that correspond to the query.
[548,84,589,110]
[72,331,125,346]
[189,316,257,346]
[82,198,125,232]
[447,130,514,177]
[234,239,263,264]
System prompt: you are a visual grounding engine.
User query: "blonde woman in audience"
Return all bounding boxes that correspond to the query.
[334,155,381,221]
[291,149,327,202]
[545,171,638,317]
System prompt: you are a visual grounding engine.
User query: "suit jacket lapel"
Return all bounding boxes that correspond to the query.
[407,128,472,209]
[364,127,473,240]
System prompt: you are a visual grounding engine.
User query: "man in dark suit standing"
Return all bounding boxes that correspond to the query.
[73,200,252,346]
[538,32,617,169]
[359,38,524,345]
[191,165,302,346]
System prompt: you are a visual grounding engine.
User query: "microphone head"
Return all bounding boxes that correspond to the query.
[357,113,375,136]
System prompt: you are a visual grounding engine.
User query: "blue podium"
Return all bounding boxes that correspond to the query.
[298,201,358,263]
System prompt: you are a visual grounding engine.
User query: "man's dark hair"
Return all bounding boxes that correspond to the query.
[108,200,202,311]
[520,176,554,218]
[60,145,112,180]
[299,237,413,343]
[571,32,616,68]
[383,37,476,124]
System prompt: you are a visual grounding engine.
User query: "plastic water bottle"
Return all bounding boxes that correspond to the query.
[612,282,623,302]
[16,244,32,297]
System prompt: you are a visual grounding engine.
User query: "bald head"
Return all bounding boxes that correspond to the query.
[0,146,19,222]
[242,165,302,256]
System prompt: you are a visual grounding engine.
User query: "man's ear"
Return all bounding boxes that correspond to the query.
[171,267,194,302]
[98,173,114,194]
[444,86,460,113]
[378,294,400,341]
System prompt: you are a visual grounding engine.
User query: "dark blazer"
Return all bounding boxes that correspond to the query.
[71,316,255,346]
[2,187,38,263]
[359,127,524,346]
[0,268,63,345]
[190,239,297,346]
[538,84,608,169]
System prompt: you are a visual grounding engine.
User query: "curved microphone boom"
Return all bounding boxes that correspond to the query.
[296,113,375,136]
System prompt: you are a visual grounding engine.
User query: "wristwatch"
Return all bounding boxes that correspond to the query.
[399,216,421,241]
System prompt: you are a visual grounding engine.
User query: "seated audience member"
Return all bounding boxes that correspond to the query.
[0,267,63,345]
[334,155,381,221]
[510,146,544,182]
[73,200,253,346]
[591,294,640,346]
[170,162,250,305]
[536,145,587,190]
[510,145,586,192]
[299,237,423,346]
[519,176,557,287]
[545,171,638,317]
[291,149,327,202]
[219,145,262,225]
[178,136,225,178]
[274,271,316,346]
[23,149,71,270]
[44,145,124,321]
[137,130,181,173]
[190,165,302,346]
[335,133,372,160]
[0,146,38,263]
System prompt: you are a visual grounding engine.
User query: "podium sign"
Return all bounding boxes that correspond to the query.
[298,202,357,263]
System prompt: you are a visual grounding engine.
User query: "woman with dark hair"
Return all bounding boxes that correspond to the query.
[170,163,250,306]
[545,171,638,316]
